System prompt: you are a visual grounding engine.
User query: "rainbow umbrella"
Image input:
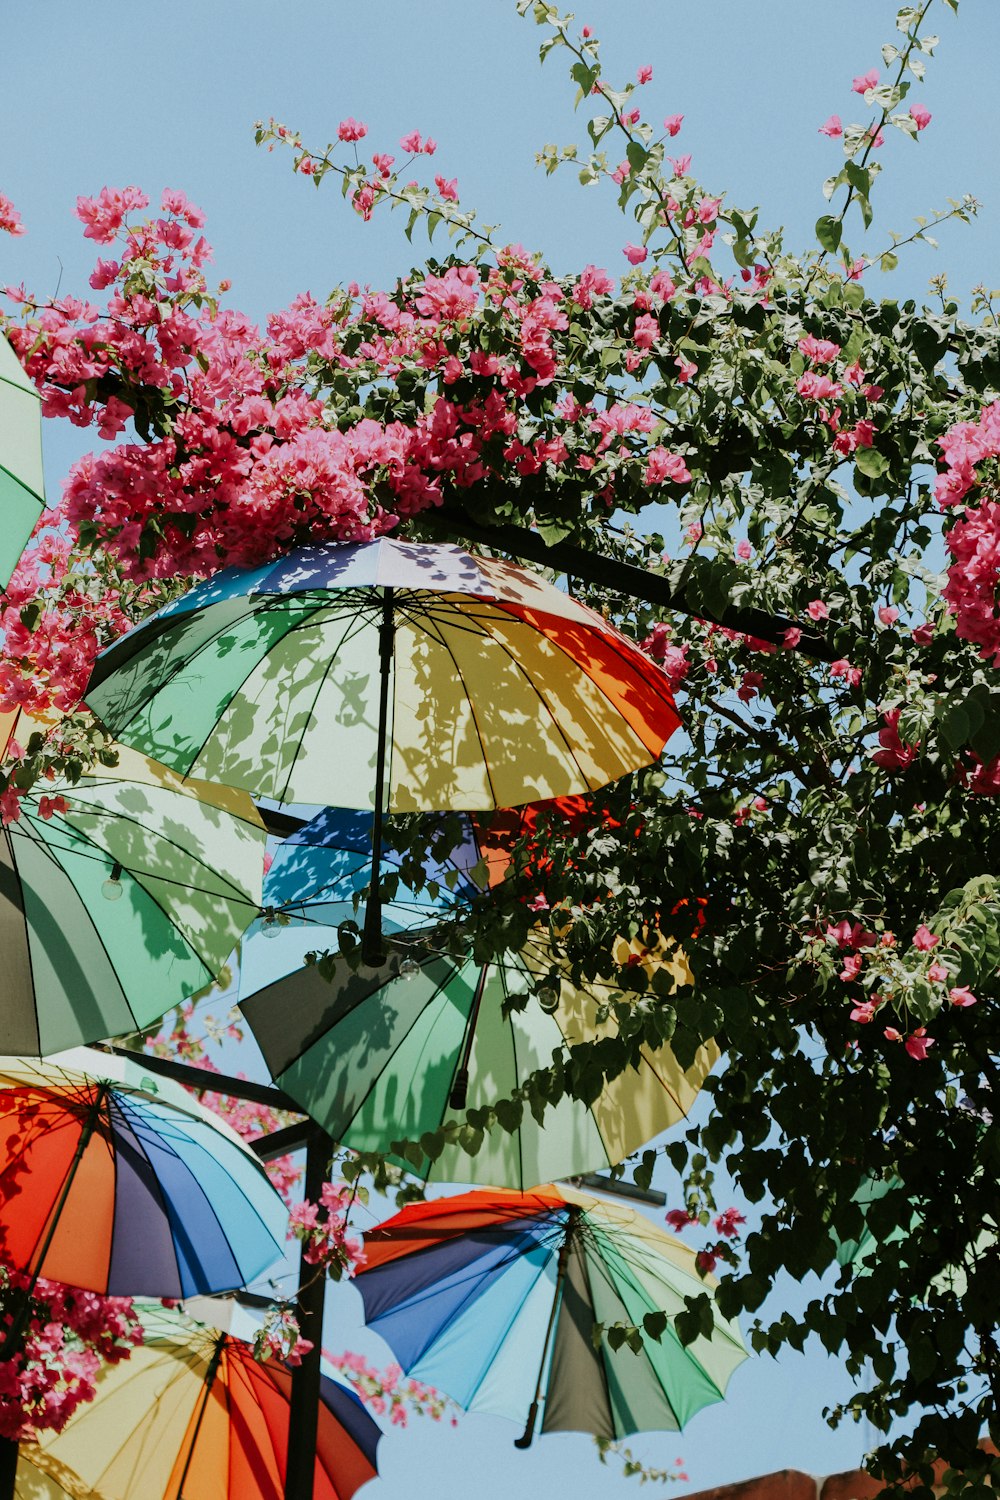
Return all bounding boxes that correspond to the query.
[0,335,45,589]
[0,1049,287,1299]
[0,744,266,1055]
[84,539,680,961]
[240,929,715,1191]
[21,1301,380,1500]
[355,1185,746,1446]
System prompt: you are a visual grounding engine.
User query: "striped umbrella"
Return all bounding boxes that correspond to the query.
[0,744,266,1055]
[355,1185,747,1445]
[0,335,45,588]
[84,540,680,962]
[0,1049,287,1299]
[21,1301,380,1500]
[239,929,716,1190]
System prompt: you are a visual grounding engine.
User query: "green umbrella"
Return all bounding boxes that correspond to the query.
[239,928,717,1190]
[0,335,45,587]
[0,744,266,1054]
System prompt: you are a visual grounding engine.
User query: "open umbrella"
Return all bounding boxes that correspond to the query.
[0,336,45,589]
[240,929,715,1191]
[84,539,680,961]
[21,1301,381,1500]
[0,743,266,1054]
[355,1185,747,1446]
[0,1048,287,1300]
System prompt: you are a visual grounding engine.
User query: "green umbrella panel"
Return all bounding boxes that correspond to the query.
[0,335,45,587]
[0,744,266,1054]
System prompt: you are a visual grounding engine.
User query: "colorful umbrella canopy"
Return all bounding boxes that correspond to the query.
[22,1301,381,1500]
[0,744,266,1054]
[84,539,680,811]
[0,335,45,589]
[240,929,716,1190]
[0,1049,287,1298]
[355,1185,747,1445]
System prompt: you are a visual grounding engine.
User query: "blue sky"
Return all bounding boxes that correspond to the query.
[5,2,1000,1495]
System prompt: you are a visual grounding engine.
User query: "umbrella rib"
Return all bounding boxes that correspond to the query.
[459,605,600,795]
[0,457,44,504]
[271,606,371,806]
[10,824,141,1025]
[116,1093,274,1288]
[2,830,42,1053]
[102,593,324,730]
[22,805,260,915]
[496,599,676,751]
[407,608,499,808]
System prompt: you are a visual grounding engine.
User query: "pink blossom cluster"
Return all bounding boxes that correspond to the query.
[932,403,1000,662]
[252,1304,314,1368]
[287,1182,365,1278]
[326,1348,457,1428]
[0,193,25,236]
[0,1267,141,1441]
[826,919,976,1057]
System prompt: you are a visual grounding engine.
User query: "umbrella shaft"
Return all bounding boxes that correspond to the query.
[362,589,394,967]
[0,1437,16,1500]
[514,1210,577,1448]
[448,963,490,1111]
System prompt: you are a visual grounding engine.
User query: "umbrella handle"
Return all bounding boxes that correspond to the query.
[513,1399,540,1450]
[362,589,394,968]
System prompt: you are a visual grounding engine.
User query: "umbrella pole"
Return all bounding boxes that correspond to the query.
[174,1337,225,1500]
[514,1208,579,1449]
[0,1436,17,1500]
[285,1129,332,1500]
[448,962,490,1111]
[362,588,395,968]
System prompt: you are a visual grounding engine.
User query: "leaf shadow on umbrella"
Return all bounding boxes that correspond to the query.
[3,751,266,1053]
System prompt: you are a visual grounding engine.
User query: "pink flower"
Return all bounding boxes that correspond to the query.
[852,68,880,95]
[663,114,684,136]
[910,103,932,131]
[337,118,368,142]
[797,373,842,402]
[830,659,862,688]
[905,1028,934,1060]
[783,626,802,649]
[736,540,753,560]
[434,176,459,202]
[850,999,878,1024]
[665,1209,697,1231]
[911,623,935,646]
[878,605,899,626]
[818,115,843,139]
[798,335,841,364]
[826,920,876,951]
[675,356,697,383]
[949,986,977,1008]
[807,599,829,621]
[0,192,25,236]
[840,952,864,982]
[372,153,395,179]
[695,1248,719,1276]
[622,243,648,265]
[637,65,653,84]
[912,924,939,952]
[928,963,949,984]
[697,197,722,224]
[737,671,764,704]
[713,1208,746,1239]
[872,710,918,771]
[645,448,691,486]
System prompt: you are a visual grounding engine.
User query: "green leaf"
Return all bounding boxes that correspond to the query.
[815,216,842,254]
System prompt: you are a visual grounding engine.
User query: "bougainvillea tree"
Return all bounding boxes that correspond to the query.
[4,0,1000,1490]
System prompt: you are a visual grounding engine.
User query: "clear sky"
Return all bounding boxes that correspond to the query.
[4,2,1000,1495]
